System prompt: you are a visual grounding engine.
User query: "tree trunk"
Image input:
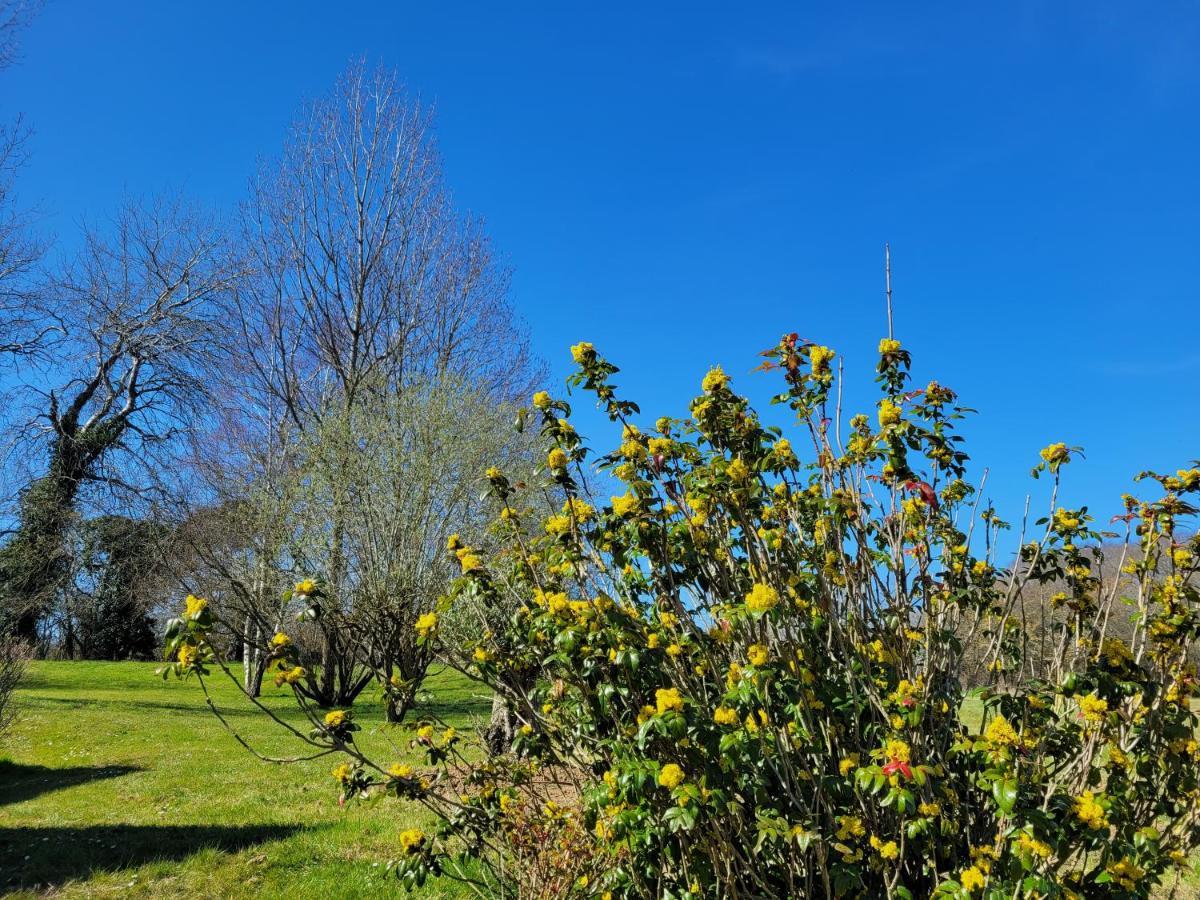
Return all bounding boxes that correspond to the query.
[243,615,264,698]
[483,693,518,756]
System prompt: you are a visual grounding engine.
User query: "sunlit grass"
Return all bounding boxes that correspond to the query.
[0,660,486,898]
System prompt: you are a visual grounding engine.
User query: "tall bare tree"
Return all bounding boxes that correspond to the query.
[218,61,540,705]
[0,199,236,643]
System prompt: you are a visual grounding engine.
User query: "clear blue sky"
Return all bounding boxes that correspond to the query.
[3,1,1198,535]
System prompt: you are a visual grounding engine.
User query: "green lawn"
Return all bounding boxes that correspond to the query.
[0,660,486,898]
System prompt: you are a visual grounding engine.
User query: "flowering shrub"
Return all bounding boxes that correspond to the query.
[169,335,1200,899]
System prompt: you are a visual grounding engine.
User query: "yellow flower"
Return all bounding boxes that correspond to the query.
[620,439,647,461]
[270,632,291,648]
[878,337,902,355]
[544,514,571,535]
[747,643,769,666]
[658,763,685,789]
[547,448,568,470]
[885,739,910,763]
[177,644,198,667]
[275,665,305,686]
[570,342,595,364]
[416,724,435,742]
[878,399,901,427]
[485,465,501,480]
[648,437,672,457]
[324,709,347,728]
[414,612,439,638]
[869,836,899,859]
[839,755,859,776]
[294,579,315,596]
[745,583,779,615]
[446,533,463,551]
[388,763,413,779]
[713,706,738,726]
[473,646,490,663]
[331,762,353,782]
[1077,693,1108,724]
[727,458,751,482]
[701,365,730,392]
[458,553,482,573]
[398,827,426,855]
[1074,790,1108,830]
[1040,442,1070,466]
[810,345,835,373]
[836,816,866,840]
[611,493,639,517]
[666,643,684,658]
[563,497,595,521]
[184,594,208,618]
[961,866,986,892]
[1106,857,1145,890]
[646,632,661,649]
[984,714,1019,747]
[655,687,684,715]
[532,390,552,410]
[1015,832,1052,860]
[918,801,940,817]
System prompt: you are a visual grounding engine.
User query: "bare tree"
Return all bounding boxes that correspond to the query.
[0,198,236,643]
[0,0,38,72]
[217,61,541,706]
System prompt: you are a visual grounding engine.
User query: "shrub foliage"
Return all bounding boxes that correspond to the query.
[167,335,1200,899]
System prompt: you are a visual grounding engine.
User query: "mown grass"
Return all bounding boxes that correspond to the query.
[0,660,487,898]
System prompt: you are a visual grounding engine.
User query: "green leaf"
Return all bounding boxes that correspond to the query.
[993,776,1017,815]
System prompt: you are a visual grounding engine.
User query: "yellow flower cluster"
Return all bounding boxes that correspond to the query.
[878,337,902,355]
[184,594,208,618]
[869,835,898,859]
[1040,442,1070,465]
[611,493,639,517]
[655,687,684,715]
[809,345,835,374]
[570,342,595,364]
[713,706,738,726]
[547,448,568,470]
[960,866,986,892]
[275,665,305,686]
[1015,832,1052,860]
[414,612,438,638]
[658,763,685,789]
[177,644,198,667]
[1077,693,1108,724]
[984,714,1019,747]
[295,579,315,596]
[324,709,347,728]
[701,366,729,392]
[532,390,552,410]
[331,762,353,782]
[1074,790,1108,829]
[747,644,769,666]
[398,827,426,855]
[745,583,779,614]
[877,399,901,428]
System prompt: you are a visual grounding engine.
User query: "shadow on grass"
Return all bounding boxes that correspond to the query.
[0,823,305,890]
[0,760,142,806]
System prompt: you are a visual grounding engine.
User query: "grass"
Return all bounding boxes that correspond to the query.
[1,660,487,898]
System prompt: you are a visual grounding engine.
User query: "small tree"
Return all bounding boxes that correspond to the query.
[219,61,541,705]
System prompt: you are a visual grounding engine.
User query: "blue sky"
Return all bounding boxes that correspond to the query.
[3,1,1198,535]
